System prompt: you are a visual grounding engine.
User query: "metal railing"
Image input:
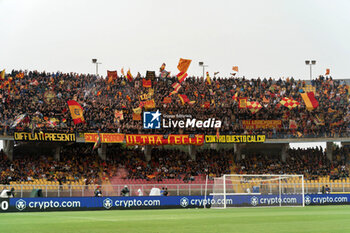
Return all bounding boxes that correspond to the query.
[0,184,215,198]
[1,182,349,198]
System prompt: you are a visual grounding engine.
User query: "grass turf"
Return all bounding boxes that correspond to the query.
[1,206,350,233]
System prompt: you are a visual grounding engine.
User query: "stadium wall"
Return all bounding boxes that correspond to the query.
[1,194,350,212]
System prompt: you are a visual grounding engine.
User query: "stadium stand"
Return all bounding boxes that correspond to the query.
[0,69,350,196]
[0,70,348,137]
[1,145,349,185]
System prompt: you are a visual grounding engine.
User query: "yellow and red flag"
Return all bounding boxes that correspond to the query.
[300,92,319,111]
[177,72,188,83]
[0,69,5,80]
[314,115,325,125]
[216,128,220,140]
[144,99,156,109]
[170,83,181,95]
[16,72,24,79]
[126,69,133,82]
[172,82,181,90]
[178,94,190,105]
[202,101,210,109]
[280,97,300,110]
[114,110,124,122]
[232,66,239,72]
[67,100,85,124]
[263,96,269,103]
[132,113,141,121]
[232,93,238,101]
[246,101,262,114]
[289,120,298,129]
[163,97,172,104]
[93,132,101,150]
[133,107,142,114]
[206,72,211,85]
[177,58,192,73]
[325,68,330,75]
[238,97,247,109]
[160,63,166,72]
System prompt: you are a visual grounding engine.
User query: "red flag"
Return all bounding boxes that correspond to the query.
[143,99,156,109]
[126,69,133,82]
[178,94,190,105]
[67,100,85,124]
[177,58,192,73]
[325,68,330,75]
[232,66,239,72]
[132,113,141,121]
[202,101,210,109]
[142,79,152,88]
[163,97,172,104]
[107,70,118,84]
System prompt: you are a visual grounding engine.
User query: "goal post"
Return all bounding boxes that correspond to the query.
[207,174,304,208]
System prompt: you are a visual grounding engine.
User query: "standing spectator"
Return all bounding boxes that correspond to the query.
[121,185,130,197]
[94,186,102,197]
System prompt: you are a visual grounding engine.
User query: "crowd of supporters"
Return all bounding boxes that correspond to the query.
[236,146,349,180]
[0,70,349,138]
[107,147,232,181]
[0,145,108,185]
[1,144,349,185]
[0,145,231,185]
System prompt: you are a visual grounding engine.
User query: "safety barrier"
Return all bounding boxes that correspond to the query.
[1,194,350,212]
[1,181,350,198]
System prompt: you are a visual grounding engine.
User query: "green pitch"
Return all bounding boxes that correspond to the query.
[1,206,350,233]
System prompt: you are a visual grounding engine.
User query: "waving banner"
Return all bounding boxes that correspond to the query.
[205,135,265,143]
[84,133,124,143]
[126,134,204,146]
[14,132,76,142]
[242,120,282,129]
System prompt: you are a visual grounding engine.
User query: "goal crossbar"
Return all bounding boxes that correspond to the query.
[207,174,305,208]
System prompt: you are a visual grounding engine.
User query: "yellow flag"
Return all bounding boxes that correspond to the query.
[0,69,5,80]
[133,107,142,114]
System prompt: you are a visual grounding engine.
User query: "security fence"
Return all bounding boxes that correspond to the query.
[0,183,214,198]
[2,181,350,198]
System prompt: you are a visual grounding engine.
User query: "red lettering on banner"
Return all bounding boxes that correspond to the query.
[84,133,124,143]
[126,134,204,146]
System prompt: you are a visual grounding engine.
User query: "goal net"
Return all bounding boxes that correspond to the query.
[208,174,304,208]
